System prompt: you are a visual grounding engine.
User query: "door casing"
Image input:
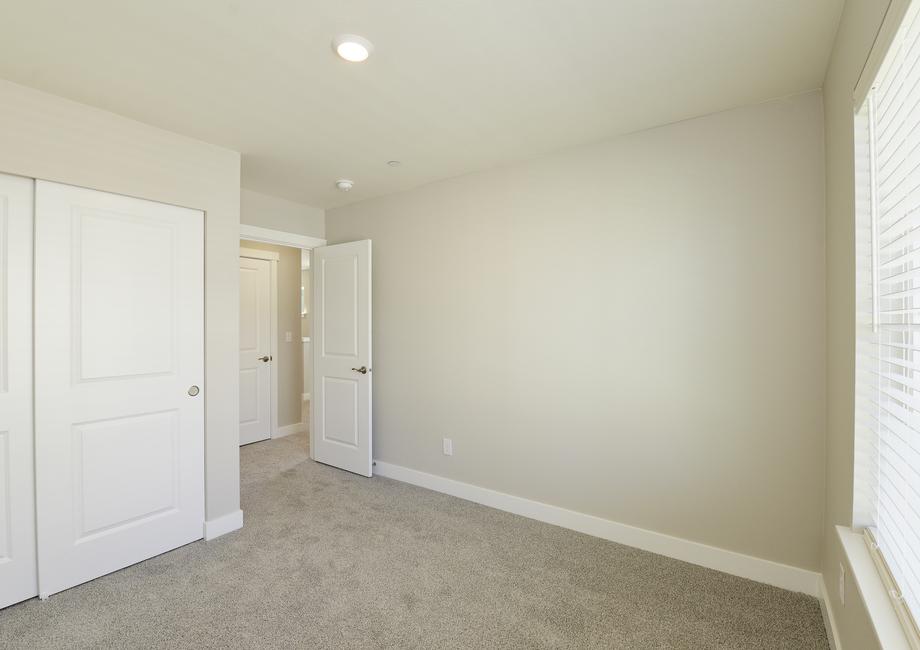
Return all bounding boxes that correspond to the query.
[237,225,326,451]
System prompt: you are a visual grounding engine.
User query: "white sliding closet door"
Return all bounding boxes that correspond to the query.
[34,181,205,598]
[0,173,37,609]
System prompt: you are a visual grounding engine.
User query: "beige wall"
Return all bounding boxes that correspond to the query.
[328,92,826,571]
[241,240,305,428]
[242,188,325,238]
[0,79,241,522]
[301,269,312,339]
[823,1,891,647]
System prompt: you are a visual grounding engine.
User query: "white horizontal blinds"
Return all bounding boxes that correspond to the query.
[857,0,920,632]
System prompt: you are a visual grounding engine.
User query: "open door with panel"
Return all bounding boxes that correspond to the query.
[312,240,372,477]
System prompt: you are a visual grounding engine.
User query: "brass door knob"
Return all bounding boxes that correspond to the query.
[258,355,271,362]
[351,366,368,374]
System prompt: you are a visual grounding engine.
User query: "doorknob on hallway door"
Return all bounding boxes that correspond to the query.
[258,355,271,362]
[351,366,368,374]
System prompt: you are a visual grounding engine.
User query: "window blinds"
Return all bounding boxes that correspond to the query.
[855,0,920,637]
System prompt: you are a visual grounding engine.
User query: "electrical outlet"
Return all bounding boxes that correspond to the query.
[443,438,453,456]
[838,562,846,605]
[285,331,293,343]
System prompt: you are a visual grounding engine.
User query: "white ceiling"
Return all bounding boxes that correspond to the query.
[0,1,843,209]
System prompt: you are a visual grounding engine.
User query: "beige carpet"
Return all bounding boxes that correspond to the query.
[0,433,829,649]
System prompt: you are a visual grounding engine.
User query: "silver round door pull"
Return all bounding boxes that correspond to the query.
[188,385,200,397]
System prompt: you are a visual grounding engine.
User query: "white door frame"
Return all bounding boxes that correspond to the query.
[239,224,326,443]
[240,224,326,250]
[239,247,279,439]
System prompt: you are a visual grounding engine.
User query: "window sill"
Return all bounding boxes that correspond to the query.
[837,525,914,649]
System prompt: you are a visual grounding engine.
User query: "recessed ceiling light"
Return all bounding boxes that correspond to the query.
[386,160,401,167]
[335,179,355,192]
[332,34,374,62]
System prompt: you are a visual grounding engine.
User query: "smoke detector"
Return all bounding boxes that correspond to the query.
[335,179,354,192]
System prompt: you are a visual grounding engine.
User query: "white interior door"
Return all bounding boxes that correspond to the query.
[239,256,272,445]
[0,173,37,609]
[312,240,372,477]
[34,180,204,598]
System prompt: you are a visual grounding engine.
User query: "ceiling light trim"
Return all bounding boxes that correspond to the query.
[332,34,374,62]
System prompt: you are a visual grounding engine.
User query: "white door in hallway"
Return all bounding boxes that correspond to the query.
[312,240,372,477]
[0,173,38,609]
[239,256,272,445]
[34,180,205,598]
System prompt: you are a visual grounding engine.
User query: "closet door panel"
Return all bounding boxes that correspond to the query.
[0,173,37,610]
[34,180,204,598]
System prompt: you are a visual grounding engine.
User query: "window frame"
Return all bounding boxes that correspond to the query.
[852,2,920,646]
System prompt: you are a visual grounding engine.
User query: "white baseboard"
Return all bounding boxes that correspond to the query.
[274,422,307,439]
[203,509,243,541]
[373,460,821,597]
[819,576,842,650]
